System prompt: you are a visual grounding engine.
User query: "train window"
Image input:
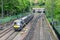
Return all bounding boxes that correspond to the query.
[14,22,20,25]
[14,22,16,25]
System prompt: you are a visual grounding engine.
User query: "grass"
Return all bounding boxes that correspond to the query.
[0,13,29,24]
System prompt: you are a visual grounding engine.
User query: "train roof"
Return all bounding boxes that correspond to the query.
[14,19,22,22]
[22,16,27,20]
[14,14,31,22]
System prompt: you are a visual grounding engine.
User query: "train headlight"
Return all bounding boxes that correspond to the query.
[14,25,20,28]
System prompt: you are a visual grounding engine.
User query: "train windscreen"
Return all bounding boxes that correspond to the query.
[14,22,20,25]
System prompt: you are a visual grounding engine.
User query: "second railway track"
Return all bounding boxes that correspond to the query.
[0,27,13,38]
[0,23,19,40]
[0,24,13,34]
[0,30,15,40]
[6,32,19,40]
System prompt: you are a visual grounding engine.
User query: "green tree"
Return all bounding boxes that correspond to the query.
[0,0,30,17]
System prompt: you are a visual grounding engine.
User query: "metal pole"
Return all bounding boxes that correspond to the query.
[1,0,4,18]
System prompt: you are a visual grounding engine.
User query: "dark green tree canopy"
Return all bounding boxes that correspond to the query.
[0,0,30,16]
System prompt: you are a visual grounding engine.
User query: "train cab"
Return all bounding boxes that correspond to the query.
[13,19,23,31]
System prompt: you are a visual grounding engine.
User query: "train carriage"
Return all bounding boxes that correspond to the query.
[13,14,34,31]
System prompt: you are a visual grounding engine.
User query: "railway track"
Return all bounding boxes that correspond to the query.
[0,13,40,40]
[23,13,41,40]
[0,30,15,40]
[0,23,19,40]
[0,27,13,38]
[6,32,18,40]
[0,21,18,40]
[24,13,58,40]
[0,27,12,34]
[0,23,13,34]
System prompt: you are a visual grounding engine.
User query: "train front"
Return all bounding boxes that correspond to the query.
[13,20,22,31]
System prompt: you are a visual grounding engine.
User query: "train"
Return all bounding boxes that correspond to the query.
[13,14,34,31]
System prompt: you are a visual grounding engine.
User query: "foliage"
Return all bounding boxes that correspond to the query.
[0,13,29,24]
[0,0,30,17]
[44,0,60,36]
[0,0,31,24]
[45,0,60,22]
